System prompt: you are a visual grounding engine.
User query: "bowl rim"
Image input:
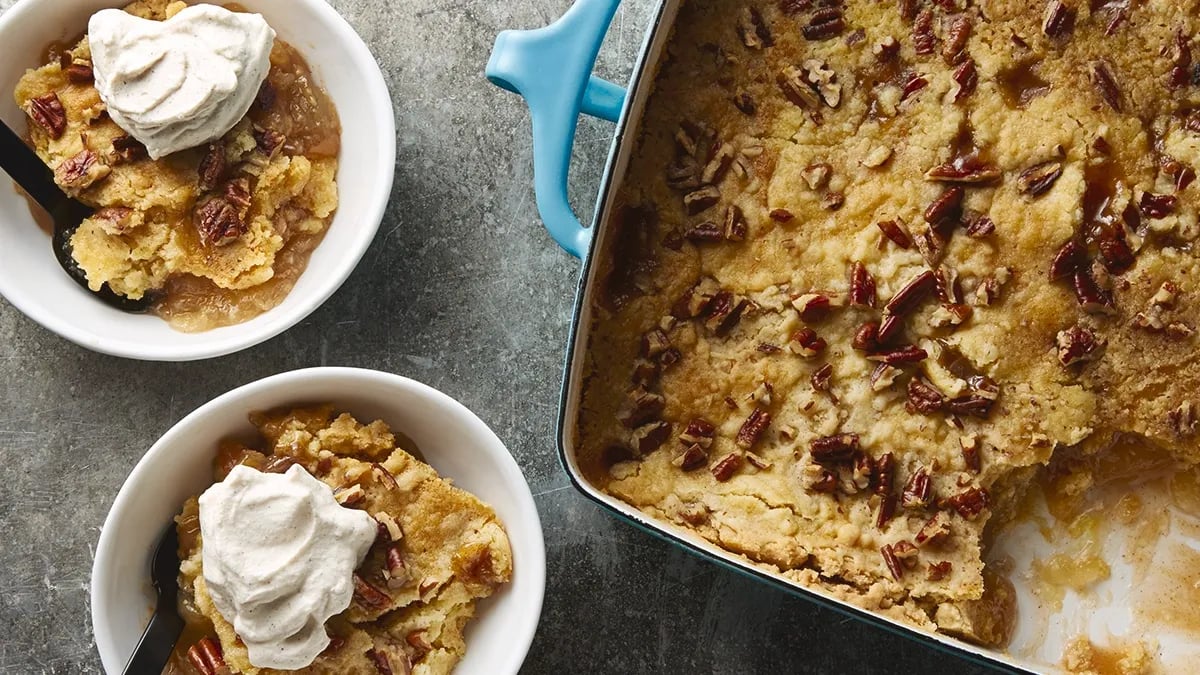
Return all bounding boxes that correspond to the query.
[0,0,396,362]
[90,367,546,674]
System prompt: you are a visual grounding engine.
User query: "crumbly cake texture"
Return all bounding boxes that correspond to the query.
[13,0,337,302]
[176,406,513,675]
[578,0,1200,644]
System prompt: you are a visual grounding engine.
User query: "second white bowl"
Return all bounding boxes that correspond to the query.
[91,368,546,674]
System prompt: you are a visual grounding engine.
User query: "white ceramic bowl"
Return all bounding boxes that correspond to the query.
[0,0,395,361]
[91,368,545,674]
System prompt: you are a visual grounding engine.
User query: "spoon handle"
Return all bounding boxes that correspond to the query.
[0,119,71,215]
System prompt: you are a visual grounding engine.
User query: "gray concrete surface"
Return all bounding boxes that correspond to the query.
[0,0,996,672]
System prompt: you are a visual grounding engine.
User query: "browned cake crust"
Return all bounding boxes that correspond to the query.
[577,0,1199,643]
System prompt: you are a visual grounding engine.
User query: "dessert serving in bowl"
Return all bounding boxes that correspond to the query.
[490,0,1200,671]
[0,0,395,360]
[91,368,545,674]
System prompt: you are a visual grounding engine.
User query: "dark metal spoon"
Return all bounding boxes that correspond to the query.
[0,120,152,312]
[122,523,185,675]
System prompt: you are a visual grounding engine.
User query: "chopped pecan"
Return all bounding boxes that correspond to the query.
[334,484,367,508]
[802,162,833,190]
[724,205,748,241]
[793,293,833,322]
[54,150,109,189]
[384,545,408,588]
[877,219,914,249]
[683,186,721,215]
[631,359,660,386]
[1139,192,1178,218]
[704,292,750,336]
[1090,61,1123,112]
[805,464,839,493]
[945,486,990,519]
[881,544,905,580]
[900,72,930,103]
[1057,325,1106,366]
[873,452,895,496]
[632,421,671,454]
[946,394,995,419]
[1073,270,1116,314]
[618,387,666,429]
[1097,230,1135,274]
[1017,160,1063,196]
[913,9,936,55]
[873,36,901,61]
[961,435,982,472]
[186,637,228,675]
[1041,1,1075,39]
[65,61,94,84]
[406,631,433,661]
[951,59,978,102]
[925,187,964,231]
[641,328,671,358]
[195,194,248,247]
[928,560,953,581]
[26,93,66,138]
[907,377,946,415]
[966,215,995,238]
[885,270,938,317]
[111,134,148,163]
[924,158,1002,184]
[738,7,774,49]
[710,452,744,481]
[702,143,735,185]
[1161,159,1196,192]
[821,191,845,211]
[789,328,828,357]
[1169,402,1198,437]
[901,467,933,509]
[684,221,723,242]
[353,574,391,610]
[877,494,898,528]
[198,146,231,197]
[770,208,794,222]
[871,363,903,391]
[849,262,877,308]
[376,512,404,542]
[680,419,716,448]
[893,540,920,568]
[853,321,882,352]
[804,7,845,40]
[779,65,822,108]
[1170,29,1193,89]
[254,127,286,156]
[733,91,757,115]
[868,345,929,365]
[803,59,842,107]
[942,16,971,65]
[811,363,834,391]
[810,433,860,464]
[736,408,771,448]
[675,444,709,471]
[878,312,904,344]
[1050,240,1086,281]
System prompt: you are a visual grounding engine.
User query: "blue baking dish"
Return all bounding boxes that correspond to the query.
[487,1,1031,671]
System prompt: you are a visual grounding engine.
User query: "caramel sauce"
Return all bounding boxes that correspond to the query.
[248,40,341,159]
[998,61,1051,109]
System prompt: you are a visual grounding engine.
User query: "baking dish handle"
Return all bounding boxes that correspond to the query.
[486,0,625,259]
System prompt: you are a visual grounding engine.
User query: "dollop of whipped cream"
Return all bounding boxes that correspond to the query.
[88,5,275,159]
[198,464,377,669]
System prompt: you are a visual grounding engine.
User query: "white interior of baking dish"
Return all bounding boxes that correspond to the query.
[558,2,1200,671]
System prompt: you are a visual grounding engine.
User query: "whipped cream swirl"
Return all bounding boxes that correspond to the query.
[198,464,377,669]
[88,5,275,159]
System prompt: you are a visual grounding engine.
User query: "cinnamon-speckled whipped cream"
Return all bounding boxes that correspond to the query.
[197,464,376,669]
[88,4,275,159]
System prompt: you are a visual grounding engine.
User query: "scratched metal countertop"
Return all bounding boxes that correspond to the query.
[0,1,992,672]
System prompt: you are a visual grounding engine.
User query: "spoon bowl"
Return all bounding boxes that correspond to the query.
[0,120,154,312]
